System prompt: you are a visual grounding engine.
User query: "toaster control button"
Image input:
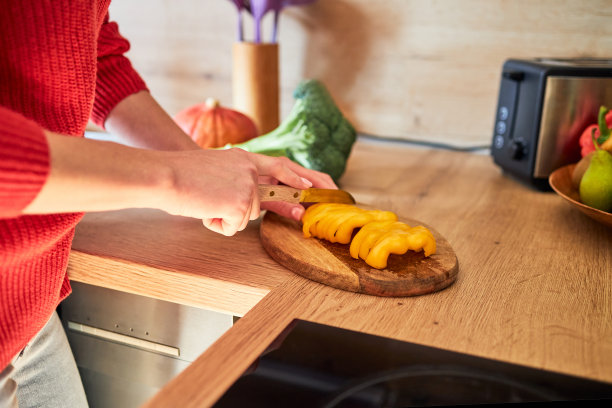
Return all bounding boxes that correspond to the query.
[510,140,527,160]
[498,106,509,120]
[496,121,507,134]
[494,135,504,149]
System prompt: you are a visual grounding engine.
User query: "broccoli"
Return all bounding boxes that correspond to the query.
[226,79,357,182]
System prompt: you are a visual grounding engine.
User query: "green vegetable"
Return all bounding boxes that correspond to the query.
[226,79,357,181]
[596,105,611,145]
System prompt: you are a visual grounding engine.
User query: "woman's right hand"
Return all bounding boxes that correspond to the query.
[24,132,331,237]
[159,148,314,236]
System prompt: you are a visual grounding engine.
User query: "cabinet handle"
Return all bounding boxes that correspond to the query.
[67,321,180,357]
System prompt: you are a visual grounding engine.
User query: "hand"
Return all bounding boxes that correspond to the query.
[161,148,323,236]
[257,157,337,221]
[26,130,335,235]
[105,92,338,224]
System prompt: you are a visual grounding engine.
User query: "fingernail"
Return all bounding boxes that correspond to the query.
[301,177,313,188]
[291,207,304,220]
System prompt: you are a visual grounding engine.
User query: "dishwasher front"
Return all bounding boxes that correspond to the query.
[59,281,233,408]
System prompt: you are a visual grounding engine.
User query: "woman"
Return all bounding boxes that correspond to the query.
[0,2,335,406]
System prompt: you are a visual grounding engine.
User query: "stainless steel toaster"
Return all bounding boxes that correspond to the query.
[491,58,612,190]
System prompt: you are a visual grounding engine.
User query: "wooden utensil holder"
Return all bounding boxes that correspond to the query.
[232,42,280,135]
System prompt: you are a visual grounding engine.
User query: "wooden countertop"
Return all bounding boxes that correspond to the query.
[67,139,612,407]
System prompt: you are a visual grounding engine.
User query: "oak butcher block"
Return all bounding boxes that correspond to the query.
[260,210,458,297]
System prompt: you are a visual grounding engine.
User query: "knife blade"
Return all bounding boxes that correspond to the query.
[258,185,356,204]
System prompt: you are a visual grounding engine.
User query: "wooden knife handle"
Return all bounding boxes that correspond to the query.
[258,185,302,203]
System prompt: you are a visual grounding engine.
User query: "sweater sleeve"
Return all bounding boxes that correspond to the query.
[0,107,49,218]
[91,13,149,128]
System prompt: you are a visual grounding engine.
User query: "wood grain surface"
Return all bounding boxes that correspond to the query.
[232,42,279,134]
[66,140,612,408]
[67,209,292,316]
[260,210,458,296]
[139,141,612,407]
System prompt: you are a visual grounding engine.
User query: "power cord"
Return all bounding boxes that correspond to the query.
[357,133,492,153]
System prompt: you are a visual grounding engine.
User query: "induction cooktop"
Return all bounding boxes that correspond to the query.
[213,320,612,407]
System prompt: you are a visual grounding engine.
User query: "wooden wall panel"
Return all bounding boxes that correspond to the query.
[108,0,612,146]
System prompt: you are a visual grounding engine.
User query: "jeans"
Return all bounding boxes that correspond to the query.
[0,311,88,408]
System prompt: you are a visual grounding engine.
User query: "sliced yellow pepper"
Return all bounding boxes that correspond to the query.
[349,220,398,260]
[301,203,436,269]
[302,204,397,244]
[302,203,358,239]
[350,221,436,269]
[334,211,396,244]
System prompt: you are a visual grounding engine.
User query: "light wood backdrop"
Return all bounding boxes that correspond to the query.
[108,0,612,146]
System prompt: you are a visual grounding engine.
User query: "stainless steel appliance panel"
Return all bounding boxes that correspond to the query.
[61,281,233,408]
[534,76,612,178]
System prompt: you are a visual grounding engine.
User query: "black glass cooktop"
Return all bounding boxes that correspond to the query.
[214,320,612,407]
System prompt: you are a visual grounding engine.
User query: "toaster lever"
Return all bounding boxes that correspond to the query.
[510,139,527,160]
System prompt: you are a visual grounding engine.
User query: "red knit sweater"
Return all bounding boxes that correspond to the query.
[0,1,147,369]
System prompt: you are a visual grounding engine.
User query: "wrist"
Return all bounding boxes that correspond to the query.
[136,149,178,212]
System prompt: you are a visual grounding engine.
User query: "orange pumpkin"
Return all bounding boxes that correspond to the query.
[174,98,258,148]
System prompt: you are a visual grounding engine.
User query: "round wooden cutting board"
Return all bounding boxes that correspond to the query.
[259,210,459,297]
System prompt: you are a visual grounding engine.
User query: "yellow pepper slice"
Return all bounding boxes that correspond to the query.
[334,211,397,244]
[349,220,397,259]
[320,212,355,242]
[301,203,436,270]
[350,221,436,269]
[302,203,359,238]
[302,204,397,244]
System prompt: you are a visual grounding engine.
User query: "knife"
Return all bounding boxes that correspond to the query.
[258,185,356,205]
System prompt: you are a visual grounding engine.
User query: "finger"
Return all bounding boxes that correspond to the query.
[253,154,337,189]
[250,190,261,220]
[203,217,240,236]
[220,218,240,236]
[237,196,255,231]
[202,218,223,234]
[261,201,305,221]
[257,175,278,185]
[272,156,337,189]
[252,155,312,190]
[308,171,337,189]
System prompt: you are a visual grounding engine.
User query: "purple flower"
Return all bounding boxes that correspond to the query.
[249,0,277,43]
[231,0,317,43]
[228,0,246,41]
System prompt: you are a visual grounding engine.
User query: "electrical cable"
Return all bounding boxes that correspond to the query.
[357,133,492,153]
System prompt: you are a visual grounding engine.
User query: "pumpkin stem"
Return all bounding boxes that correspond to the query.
[205,97,220,109]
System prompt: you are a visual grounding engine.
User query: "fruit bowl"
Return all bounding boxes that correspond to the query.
[549,164,612,228]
